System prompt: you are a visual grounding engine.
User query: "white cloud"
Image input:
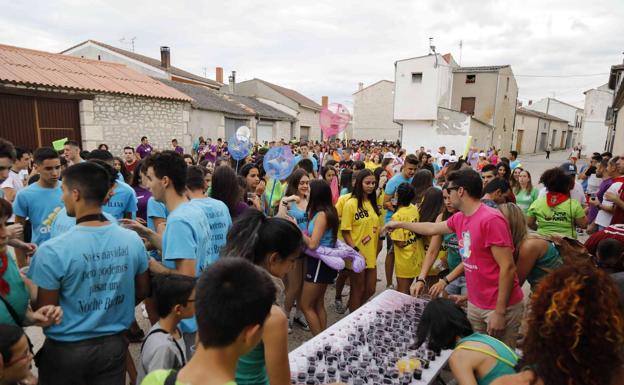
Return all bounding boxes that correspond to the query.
[1,0,623,110]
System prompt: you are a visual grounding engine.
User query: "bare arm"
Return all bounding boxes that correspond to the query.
[515,239,543,285]
[34,287,59,310]
[383,193,394,211]
[134,271,151,302]
[13,215,27,268]
[449,350,480,385]
[263,306,291,385]
[575,215,587,228]
[526,216,537,231]
[342,230,356,248]
[384,220,451,237]
[2,187,15,202]
[487,245,517,338]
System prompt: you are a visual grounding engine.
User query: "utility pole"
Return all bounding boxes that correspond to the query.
[459,40,463,65]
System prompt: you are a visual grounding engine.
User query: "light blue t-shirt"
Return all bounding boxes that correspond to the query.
[103,181,138,220]
[190,198,232,265]
[13,182,64,245]
[288,202,308,231]
[308,213,334,247]
[294,155,318,172]
[383,174,413,223]
[50,207,116,238]
[27,223,148,342]
[162,202,213,333]
[147,197,168,232]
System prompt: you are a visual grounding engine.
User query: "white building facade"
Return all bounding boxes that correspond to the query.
[581,84,613,153]
[527,98,583,149]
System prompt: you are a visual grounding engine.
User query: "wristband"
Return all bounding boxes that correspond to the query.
[442,276,450,285]
[415,278,426,285]
[353,246,360,252]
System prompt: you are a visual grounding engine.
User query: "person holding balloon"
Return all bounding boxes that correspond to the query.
[340,169,381,311]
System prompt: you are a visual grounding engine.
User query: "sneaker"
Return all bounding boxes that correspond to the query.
[288,319,293,334]
[335,298,346,314]
[341,285,350,297]
[294,312,310,331]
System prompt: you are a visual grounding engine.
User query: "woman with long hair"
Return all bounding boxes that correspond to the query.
[222,210,303,385]
[374,167,389,258]
[492,264,624,385]
[416,187,446,288]
[365,152,382,171]
[321,166,339,204]
[496,162,512,182]
[277,168,310,333]
[299,180,340,335]
[211,165,247,219]
[510,167,522,193]
[341,169,380,311]
[414,183,464,298]
[527,167,587,238]
[498,203,562,289]
[411,169,434,206]
[339,168,354,196]
[514,170,539,214]
[113,156,132,184]
[416,298,518,385]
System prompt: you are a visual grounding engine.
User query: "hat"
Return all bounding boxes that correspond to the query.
[383,152,396,160]
[560,161,577,176]
[449,155,458,163]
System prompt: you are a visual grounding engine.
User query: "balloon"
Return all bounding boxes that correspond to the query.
[236,125,251,140]
[263,145,296,180]
[319,103,351,137]
[229,135,252,161]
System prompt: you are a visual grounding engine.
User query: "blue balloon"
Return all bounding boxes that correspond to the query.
[229,135,252,161]
[263,146,296,180]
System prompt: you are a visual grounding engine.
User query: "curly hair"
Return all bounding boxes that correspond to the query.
[521,263,624,385]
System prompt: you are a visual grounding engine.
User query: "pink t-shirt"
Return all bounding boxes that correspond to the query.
[446,204,523,310]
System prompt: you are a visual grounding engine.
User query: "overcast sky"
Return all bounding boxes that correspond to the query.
[1,0,623,110]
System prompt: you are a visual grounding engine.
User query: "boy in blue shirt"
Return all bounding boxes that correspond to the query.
[123,151,212,357]
[185,166,232,265]
[87,149,138,220]
[13,147,64,267]
[28,162,150,385]
[382,153,419,288]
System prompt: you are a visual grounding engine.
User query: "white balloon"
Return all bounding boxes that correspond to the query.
[236,125,251,140]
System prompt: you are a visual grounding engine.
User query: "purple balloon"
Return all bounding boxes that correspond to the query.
[229,135,251,161]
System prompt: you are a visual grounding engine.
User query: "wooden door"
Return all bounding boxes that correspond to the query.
[460,97,476,115]
[515,130,524,153]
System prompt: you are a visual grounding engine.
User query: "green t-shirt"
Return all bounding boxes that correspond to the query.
[527,197,585,239]
[0,251,29,326]
[515,188,539,214]
[141,369,237,385]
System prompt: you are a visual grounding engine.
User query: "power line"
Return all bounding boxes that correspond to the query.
[514,73,608,78]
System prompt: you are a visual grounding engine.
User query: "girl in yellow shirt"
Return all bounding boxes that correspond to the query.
[341,169,380,312]
[390,183,426,294]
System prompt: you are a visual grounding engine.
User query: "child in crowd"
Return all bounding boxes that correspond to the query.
[137,274,197,385]
[141,258,277,385]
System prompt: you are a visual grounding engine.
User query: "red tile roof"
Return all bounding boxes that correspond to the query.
[0,43,192,101]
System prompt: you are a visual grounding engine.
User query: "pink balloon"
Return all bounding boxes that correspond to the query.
[319,103,351,137]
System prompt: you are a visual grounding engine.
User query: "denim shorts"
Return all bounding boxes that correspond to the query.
[445,275,467,296]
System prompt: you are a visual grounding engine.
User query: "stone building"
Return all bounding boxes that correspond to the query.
[0,43,192,154]
[513,107,569,154]
[352,80,401,141]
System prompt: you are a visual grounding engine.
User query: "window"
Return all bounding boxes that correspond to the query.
[411,72,423,83]
[460,97,476,115]
[466,74,476,84]
[97,55,101,60]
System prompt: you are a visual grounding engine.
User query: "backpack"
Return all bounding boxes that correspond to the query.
[533,234,595,267]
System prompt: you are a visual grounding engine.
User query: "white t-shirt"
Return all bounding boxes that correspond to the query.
[587,173,602,195]
[595,182,623,227]
[539,181,587,208]
[0,170,26,222]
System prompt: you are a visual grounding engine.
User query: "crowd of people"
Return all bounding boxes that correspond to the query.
[0,134,623,385]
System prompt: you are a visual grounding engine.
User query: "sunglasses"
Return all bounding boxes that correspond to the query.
[445,186,460,194]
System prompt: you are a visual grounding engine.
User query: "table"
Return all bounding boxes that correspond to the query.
[289,290,451,384]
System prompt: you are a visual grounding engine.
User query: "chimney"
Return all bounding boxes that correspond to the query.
[160,46,171,70]
[358,82,364,91]
[228,70,236,93]
[528,100,533,106]
[322,96,328,108]
[216,67,224,84]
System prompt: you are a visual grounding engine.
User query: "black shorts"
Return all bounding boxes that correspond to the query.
[305,256,338,284]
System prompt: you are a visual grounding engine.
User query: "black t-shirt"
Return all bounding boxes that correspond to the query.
[339,159,354,170]
[585,166,596,177]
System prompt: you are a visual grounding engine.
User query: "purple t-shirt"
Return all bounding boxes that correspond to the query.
[446,204,524,310]
[203,144,218,163]
[174,146,184,155]
[136,143,153,159]
[132,186,152,222]
[588,178,614,223]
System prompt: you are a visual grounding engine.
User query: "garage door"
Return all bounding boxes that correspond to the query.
[0,93,81,150]
[257,122,273,144]
[225,118,247,140]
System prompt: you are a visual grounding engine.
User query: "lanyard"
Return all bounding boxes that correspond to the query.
[76,214,108,224]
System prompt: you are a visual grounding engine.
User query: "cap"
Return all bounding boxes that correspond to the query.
[383,152,396,160]
[560,161,577,176]
[449,155,458,163]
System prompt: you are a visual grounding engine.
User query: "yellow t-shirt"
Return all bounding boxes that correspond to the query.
[340,197,380,269]
[376,191,386,230]
[390,204,426,278]
[365,161,380,171]
[335,193,352,241]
